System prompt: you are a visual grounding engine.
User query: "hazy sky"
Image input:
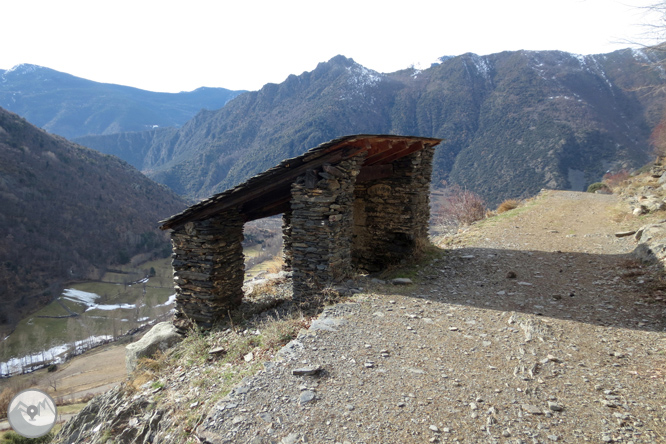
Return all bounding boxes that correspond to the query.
[1,0,662,93]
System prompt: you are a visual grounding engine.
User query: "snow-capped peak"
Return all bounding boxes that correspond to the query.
[5,63,44,75]
[346,63,383,89]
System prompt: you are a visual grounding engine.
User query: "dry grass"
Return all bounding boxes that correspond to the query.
[0,387,16,419]
[118,298,313,442]
[496,199,520,214]
[264,255,285,274]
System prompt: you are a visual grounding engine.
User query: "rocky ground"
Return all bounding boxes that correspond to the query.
[199,191,666,444]
[54,190,666,444]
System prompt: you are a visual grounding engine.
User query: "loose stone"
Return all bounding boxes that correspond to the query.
[522,404,543,415]
[299,390,316,404]
[548,401,564,412]
[292,366,322,376]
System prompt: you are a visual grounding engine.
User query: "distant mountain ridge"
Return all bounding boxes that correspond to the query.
[77,48,666,204]
[0,107,188,335]
[0,64,245,139]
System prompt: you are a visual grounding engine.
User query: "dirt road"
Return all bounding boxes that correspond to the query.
[199,190,666,443]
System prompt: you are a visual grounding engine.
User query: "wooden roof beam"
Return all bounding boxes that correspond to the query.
[161,150,347,229]
[364,140,422,166]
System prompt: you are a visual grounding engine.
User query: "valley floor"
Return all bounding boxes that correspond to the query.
[199,190,666,443]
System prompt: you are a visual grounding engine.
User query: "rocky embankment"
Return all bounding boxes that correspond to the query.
[55,190,666,444]
[620,159,666,268]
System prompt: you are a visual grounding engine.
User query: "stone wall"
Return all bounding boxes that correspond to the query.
[168,144,436,326]
[353,146,434,272]
[170,211,245,328]
[287,154,365,298]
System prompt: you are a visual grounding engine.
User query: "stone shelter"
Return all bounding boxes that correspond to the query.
[159,134,442,328]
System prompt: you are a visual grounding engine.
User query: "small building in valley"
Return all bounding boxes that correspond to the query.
[159,134,442,328]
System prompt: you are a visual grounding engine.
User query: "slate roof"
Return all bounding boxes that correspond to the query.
[159,134,442,230]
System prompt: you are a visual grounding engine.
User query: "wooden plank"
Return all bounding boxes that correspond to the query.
[362,139,391,159]
[363,140,408,165]
[161,149,348,229]
[364,141,424,166]
[243,195,292,221]
[356,164,394,183]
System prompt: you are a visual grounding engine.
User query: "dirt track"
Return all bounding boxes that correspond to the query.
[0,342,126,431]
[199,190,666,443]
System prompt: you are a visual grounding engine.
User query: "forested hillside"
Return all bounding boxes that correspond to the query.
[79,48,666,205]
[0,108,188,335]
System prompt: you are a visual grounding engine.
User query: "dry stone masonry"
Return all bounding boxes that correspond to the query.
[353,147,434,272]
[160,135,442,328]
[170,211,245,328]
[288,154,365,298]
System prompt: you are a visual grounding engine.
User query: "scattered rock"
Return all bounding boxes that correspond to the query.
[299,390,316,404]
[391,278,413,285]
[281,433,300,444]
[292,366,322,376]
[522,404,544,415]
[125,322,184,374]
[208,346,226,356]
[548,401,564,412]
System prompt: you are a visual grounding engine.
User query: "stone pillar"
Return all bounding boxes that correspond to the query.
[282,210,293,271]
[353,146,434,272]
[170,210,244,328]
[289,154,365,299]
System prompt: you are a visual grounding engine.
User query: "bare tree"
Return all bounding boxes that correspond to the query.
[47,374,58,392]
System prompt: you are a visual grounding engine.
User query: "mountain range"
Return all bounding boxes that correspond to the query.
[0,107,188,335]
[76,48,666,205]
[0,64,245,139]
[3,47,666,334]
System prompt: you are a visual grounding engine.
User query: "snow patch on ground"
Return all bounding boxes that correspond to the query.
[631,48,651,63]
[62,288,100,305]
[61,288,137,312]
[341,64,383,100]
[156,294,177,307]
[346,64,382,88]
[86,303,136,312]
[0,335,114,376]
[573,53,587,66]
[5,64,42,75]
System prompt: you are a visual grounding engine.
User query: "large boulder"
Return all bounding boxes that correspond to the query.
[634,223,666,264]
[125,322,183,374]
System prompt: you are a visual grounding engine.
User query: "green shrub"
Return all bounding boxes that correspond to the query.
[586,182,610,193]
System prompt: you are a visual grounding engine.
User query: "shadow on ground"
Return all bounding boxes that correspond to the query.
[374,245,666,334]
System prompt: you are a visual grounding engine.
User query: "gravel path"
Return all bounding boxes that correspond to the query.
[199,191,666,444]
